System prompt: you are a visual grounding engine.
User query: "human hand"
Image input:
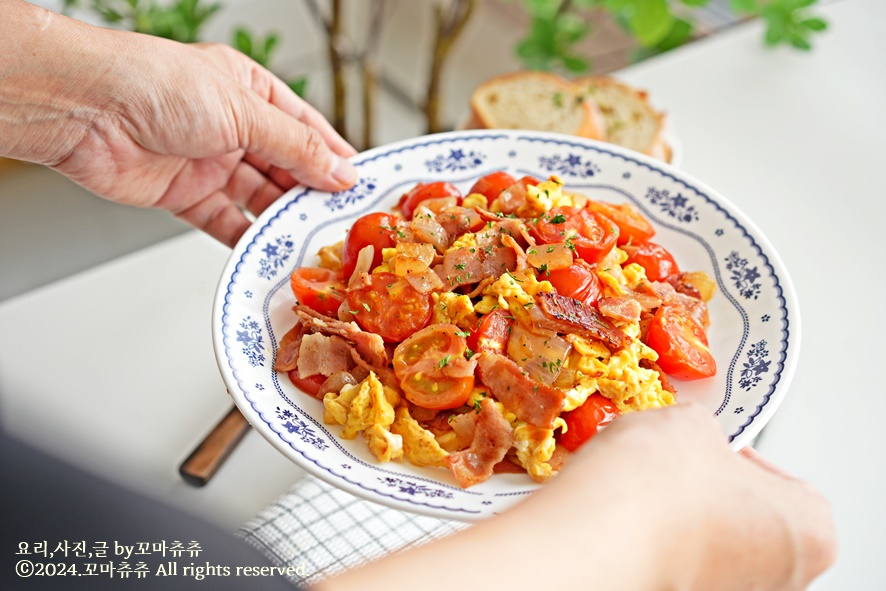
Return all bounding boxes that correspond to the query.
[2,2,357,247]
[318,404,835,591]
[517,404,837,591]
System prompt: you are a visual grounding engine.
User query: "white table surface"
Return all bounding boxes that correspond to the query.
[1,0,883,587]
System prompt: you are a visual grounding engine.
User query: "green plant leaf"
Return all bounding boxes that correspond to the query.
[234,28,252,55]
[627,0,675,47]
[789,31,812,50]
[680,0,710,7]
[729,0,757,12]
[263,33,279,59]
[801,17,827,31]
[562,54,590,72]
[288,77,308,97]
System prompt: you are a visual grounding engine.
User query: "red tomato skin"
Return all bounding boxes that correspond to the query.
[347,273,432,343]
[288,371,326,398]
[625,242,680,282]
[393,324,474,410]
[290,267,346,316]
[399,182,462,219]
[468,171,517,203]
[559,394,619,451]
[646,305,716,380]
[342,212,399,280]
[546,262,603,308]
[586,201,655,246]
[467,308,513,355]
[532,207,618,265]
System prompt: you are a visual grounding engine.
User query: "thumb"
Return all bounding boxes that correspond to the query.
[233,87,357,192]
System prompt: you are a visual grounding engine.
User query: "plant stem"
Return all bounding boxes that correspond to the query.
[328,0,346,139]
[426,0,475,134]
[361,0,388,149]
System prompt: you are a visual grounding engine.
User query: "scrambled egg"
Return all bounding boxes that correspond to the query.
[475,271,553,316]
[431,292,478,331]
[461,193,488,210]
[565,324,674,414]
[513,418,566,483]
[323,372,404,461]
[390,407,449,468]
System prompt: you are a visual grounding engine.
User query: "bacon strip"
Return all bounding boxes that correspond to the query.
[536,292,627,350]
[297,334,353,378]
[447,398,515,488]
[598,297,642,324]
[294,305,388,367]
[476,352,565,429]
[274,323,307,371]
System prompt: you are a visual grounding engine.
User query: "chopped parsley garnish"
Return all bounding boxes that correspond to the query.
[550,214,567,224]
[439,355,451,368]
[362,302,371,311]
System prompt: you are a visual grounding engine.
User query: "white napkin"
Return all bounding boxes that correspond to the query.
[238,475,469,586]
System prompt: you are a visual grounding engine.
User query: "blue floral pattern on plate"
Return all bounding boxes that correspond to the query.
[214,130,799,521]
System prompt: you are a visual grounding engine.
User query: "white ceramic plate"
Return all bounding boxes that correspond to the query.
[213,130,799,521]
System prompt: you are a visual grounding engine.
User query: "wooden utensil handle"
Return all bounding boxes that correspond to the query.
[179,405,250,487]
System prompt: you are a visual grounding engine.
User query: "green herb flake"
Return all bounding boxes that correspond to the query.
[439,355,451,368]
[550,214,567,224]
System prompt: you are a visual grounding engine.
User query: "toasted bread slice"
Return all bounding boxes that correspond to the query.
[469,71,606,141]
[573,76,671,162]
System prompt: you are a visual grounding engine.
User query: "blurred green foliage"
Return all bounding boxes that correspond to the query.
[513,0,829,72]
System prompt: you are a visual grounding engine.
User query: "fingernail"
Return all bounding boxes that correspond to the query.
[331,155,357,187]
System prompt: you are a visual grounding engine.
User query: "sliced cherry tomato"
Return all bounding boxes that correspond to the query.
[399,182,462,219]
[546,261,602,308]
[290,267,346,317]
[494,175,540,208]
[288,371,326,398]
[625,241,680,282]
[532,206,618,264]
[586,201,655,246]
[468,171,517,203]
[646,305,716,380]
[559,393,619,451]
[342,212,399,280]
[347,273,432,343]
[393,324,474,410]
[467,308,513,355]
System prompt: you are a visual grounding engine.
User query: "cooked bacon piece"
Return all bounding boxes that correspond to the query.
[640,359,676,395]
[536,292,627,350]
[493,456,526,474]
[476,352,565,429]
[547,444,571,472]
[436,206,482,237]
[598,297,642,324]
[274,323,307,371]
[637,281,710,329]
[294,304,388,367]
[474,212,536,246]
[501,234,530,272]
[346,345,399,390]
[316,371,361,398]
[404,269,445,294]
[667,273,702,300]
[448,411,477,448]
[448,398,515,488]
[297,334,353,378]
[506,323,571,386]
[411,206,450,253]
[440,241,516,287]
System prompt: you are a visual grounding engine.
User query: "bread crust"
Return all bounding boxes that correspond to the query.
[573,76,670,161]
[469,71,607,141]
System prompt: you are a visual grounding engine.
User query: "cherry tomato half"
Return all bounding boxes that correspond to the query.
[399,182,462,219]
[467,308,513,355]
[586,201,655,246]
[646,305,716,380]
[288,371,326,398]
[347,273,432,343]
[532,206,618,264]
[342,212,399,280]
[290,267,346,317]
[625,241,680,282]
[559,393,619,452]
[468,171,517,203]
[393,324,474,410]
[546,261,602,308]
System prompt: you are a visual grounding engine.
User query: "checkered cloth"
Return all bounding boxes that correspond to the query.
[238,476,468,586]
